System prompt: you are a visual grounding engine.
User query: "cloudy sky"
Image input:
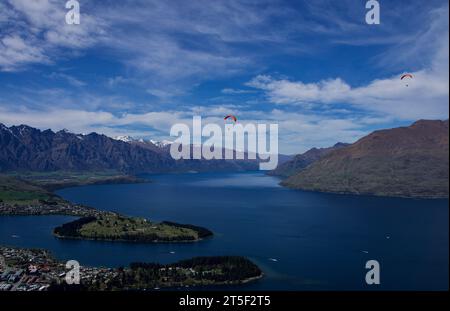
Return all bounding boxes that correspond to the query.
[0,0,448,154]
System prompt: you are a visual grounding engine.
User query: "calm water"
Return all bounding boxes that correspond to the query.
[0,172,448,290]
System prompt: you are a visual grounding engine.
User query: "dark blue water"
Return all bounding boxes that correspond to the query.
[0,172,448,290]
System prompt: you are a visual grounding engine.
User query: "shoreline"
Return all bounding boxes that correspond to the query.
[0,172,150,217]
[52,232,209,244]
[1,174,215,244]
[0,245,264,291]
[146,273,265,290]
[41,174,150,192]
[281,183,450,200]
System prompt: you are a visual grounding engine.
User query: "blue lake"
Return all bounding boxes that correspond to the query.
[0,172,448,290]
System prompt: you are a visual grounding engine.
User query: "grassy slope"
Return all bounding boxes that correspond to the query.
[283,120,449,198]
[5,170,146,191]
[80,215,200,240]
[0,174,55,205]
[283,154,449,197]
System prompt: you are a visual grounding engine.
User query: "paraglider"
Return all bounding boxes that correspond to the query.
[224,115,237,123]
[401,73,413,87]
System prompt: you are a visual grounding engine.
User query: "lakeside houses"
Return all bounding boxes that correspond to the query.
[0,202,108,217]
[0,246,117,291]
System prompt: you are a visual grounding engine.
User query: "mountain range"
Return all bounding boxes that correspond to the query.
[280,120,449,198]
[0,124,259,173]
[1,121,448,198]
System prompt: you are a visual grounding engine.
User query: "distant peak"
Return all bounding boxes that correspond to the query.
[11,124,33,130]
[333,142,349,148]
[411,119,447,127]
[114,135,136,143]
[150,139,173,148]
[10,124,41,136]
[57,128,71,134]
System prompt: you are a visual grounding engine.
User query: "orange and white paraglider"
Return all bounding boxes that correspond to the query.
[400,73,413,87]
[224,115,237,123]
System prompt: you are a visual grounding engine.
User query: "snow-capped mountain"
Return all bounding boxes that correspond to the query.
[114,135,136,143]
[114,136,172,148]
[0,123,261,173]
[0,124,170,172]
[150,139,173,148]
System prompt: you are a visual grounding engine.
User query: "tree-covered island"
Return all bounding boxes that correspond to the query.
[53,214,213,242]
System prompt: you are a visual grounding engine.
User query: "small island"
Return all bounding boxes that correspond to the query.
[53,214,213,243]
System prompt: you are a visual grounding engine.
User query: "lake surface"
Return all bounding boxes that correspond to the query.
[0,172,448,290]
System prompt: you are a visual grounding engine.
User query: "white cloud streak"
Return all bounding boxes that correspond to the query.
[246,4,449,121]
[3,1,444,93]
[0,0,105,71]
[0,105,377,154]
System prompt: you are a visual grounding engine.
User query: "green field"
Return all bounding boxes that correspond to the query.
[0,190,49,202]
[0,174,54,205]
[5,170,146,191]
[80,215,200,240]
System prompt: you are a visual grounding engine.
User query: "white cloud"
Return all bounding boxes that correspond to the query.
[246,5,449,122]
[0,0,105,71]
[0,104,373,154]
[247,76,352,104]
[247,68,449,120]
[375,4,449,71]
[1,0,282,80]
[46,72,86,87]
[0,106,185,137]
[221,88,256,95]
[0,35,48,70]
[2,0,447,99]
[107,76,131,88]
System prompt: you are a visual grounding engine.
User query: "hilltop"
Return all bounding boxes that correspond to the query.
[282,120,449,198]
[269,143,349,177]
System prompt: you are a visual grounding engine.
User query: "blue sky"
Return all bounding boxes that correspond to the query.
[0,0,448,154]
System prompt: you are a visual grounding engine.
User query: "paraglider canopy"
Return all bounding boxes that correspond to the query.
[400,73,413,87]
[401,73,413,80]
[224,115,237,123]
